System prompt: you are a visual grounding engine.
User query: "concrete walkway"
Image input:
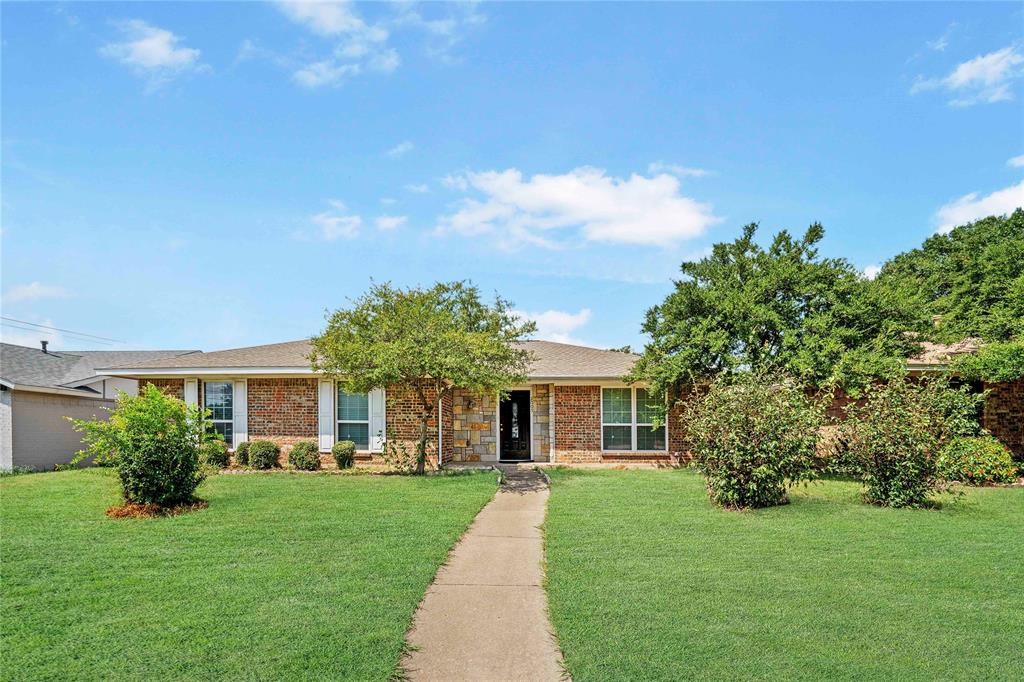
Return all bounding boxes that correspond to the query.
[402,467,566,681]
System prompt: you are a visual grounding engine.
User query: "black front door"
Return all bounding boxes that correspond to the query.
[499,390,531,460]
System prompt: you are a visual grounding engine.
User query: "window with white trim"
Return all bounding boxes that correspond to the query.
[337,388,370,450]
[204,381,233,444]
[601,387,666,451]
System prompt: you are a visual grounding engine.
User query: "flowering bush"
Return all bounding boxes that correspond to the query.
[680,371,825,509]
[843,376,984,507]
[937,436,1018,485]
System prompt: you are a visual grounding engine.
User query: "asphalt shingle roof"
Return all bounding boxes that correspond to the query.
[0,343,196,390]
[101,339,640,380]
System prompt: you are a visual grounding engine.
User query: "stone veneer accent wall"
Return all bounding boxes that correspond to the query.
[450,389,497,462]
[983,378,1024,458]
[531,384,552,462]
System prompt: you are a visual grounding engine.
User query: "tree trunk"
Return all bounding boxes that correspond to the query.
[415,387,434,476]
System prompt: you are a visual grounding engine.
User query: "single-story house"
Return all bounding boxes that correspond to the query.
[0,342,196,471]
[98,339,684,466]
[98,336,1024,466]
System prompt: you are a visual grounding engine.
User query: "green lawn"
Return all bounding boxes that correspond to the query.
[544,469,1024,681]
[1,469,496,681]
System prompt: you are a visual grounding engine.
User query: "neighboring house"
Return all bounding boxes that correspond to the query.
[0,343,196,471]
[99,339,684,466]
[907,340,1023,458]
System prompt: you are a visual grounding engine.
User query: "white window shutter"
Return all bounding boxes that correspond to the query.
[184,379,198,407]
[369,388,385,452]
[232,380,247,450]
[318,380,334,452]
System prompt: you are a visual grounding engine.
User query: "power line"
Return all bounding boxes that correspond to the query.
[0,322,119,347]
[0,317,125,344]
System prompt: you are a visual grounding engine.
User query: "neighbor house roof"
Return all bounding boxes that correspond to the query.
[907,338,983,369]
[0,343,196,395]
[98,339,640,381]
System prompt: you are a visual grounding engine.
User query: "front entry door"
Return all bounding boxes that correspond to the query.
[499,390,531,461]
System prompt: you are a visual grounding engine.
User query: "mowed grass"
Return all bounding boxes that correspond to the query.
[544,469,1024,681]
[1,469,497,681]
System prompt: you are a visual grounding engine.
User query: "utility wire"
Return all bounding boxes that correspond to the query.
[0,322,119,346]
[0,317,125,344]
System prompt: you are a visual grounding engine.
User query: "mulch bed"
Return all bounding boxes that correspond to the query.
[106,499,209,519]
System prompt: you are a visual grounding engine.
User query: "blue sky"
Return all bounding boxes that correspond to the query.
[2,1,1022,353]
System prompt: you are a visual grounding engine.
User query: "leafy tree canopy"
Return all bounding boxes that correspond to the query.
[309,281,536,474]
[630,223,922,400]
[874,209,1024,344]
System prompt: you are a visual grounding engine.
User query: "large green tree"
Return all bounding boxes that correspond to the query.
[874,209,1024,343]
[630,223,922,402]
[309,281,536,474]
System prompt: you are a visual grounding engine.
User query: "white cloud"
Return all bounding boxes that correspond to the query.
[390,2,485,63]
[293,60,360,88]
[375,215,407,230]
[926,23,956,52]
[405,183,429,194]
[862,265,882,280]
[276,1,398,87]
[1008,155,1024,168]
[911,46,1024,106]
[647,161,712,178]
[515,308,592,345]
[437,166,721,249]
[275,1,370,37]
[2,282,71,305]
[311,200,362,240]
[442,173,469,191]
[380,197,398,205]
[934,180,1024,233]
[100,20,204,88]
[386,141,414,158]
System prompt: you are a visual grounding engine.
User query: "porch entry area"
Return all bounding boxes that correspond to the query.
[498,390,532,461]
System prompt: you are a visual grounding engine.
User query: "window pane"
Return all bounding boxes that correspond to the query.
[210,421,233,443]
[603,425,632,451]
[637,425,665,451]
[204,382,232,421]
[338,422,369,450]
[602,388,632,424]
[635,388,660,424]
[337,389,369,422]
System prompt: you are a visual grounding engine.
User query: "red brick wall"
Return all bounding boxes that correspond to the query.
[247,378,318,439]
[383,381,440,467]
[140,378,184,400]
[553,385,601,462]
[983,378,1024,459]
[440,390,454,463]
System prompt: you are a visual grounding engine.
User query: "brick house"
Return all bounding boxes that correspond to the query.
[98,337,1023,466]
[99,340,683,466]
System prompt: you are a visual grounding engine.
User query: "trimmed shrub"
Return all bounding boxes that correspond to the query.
[200,440,230,468]
[332,440,356,469]
[289,441,321,471]
[843,375,984,507]
[247,440,281,470]
[680,371,825,509]
[937,436,1018,485]
[69,384,206,507]
[234,440,250,466]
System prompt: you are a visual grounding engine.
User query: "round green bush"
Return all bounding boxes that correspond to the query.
[247,440,281,470]
[200,440,230,468]
[289,441,321,471]
[234,440,250,466]
[332,440,356,469]
[937,436,1018,485]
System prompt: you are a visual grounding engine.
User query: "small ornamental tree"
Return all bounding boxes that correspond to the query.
[69,384,208,507]
[310,281,536,475]
[680,370,825,509]
[843,375,984,507]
